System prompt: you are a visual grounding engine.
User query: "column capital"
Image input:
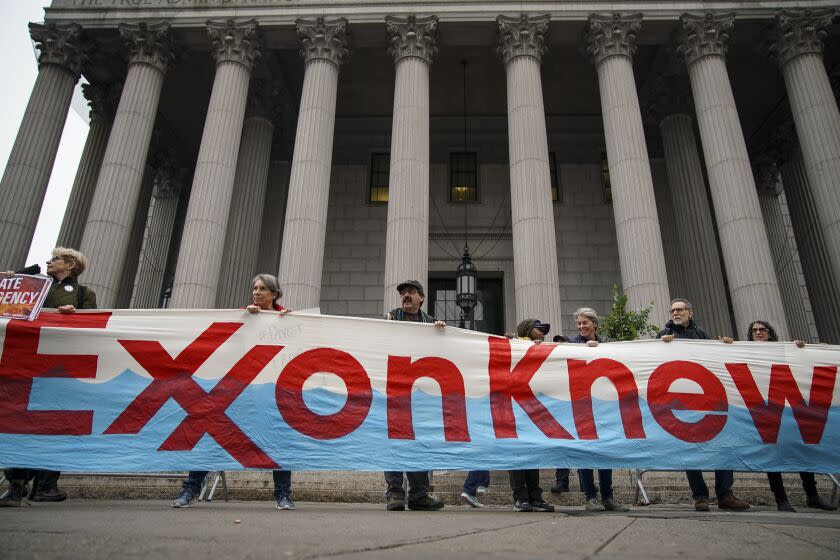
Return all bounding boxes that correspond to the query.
[245,77,280,120]
[386,15,438,65]
[120,21,173,73]
[647,76,694,124]
[772,9,834,67]
[207,19,260,70]
[752,156,782,195]
[586,13,642,66]
[28,22,84,77]
[296,17,349,66]
[677,13,734,67]
[766,119,798,165]
[81,81,122,123]
[496,14,550,65]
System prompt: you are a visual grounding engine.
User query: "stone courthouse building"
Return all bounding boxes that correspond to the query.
[2,0,839,342]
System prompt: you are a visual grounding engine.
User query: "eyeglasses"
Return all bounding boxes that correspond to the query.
[751,327,768,334]
[670,307,688,314]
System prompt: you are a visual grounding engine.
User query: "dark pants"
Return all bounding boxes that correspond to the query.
[555,468,569,488]
[508,470,543,503]
[384,471,430,500]
[182,470,292,498]
[463,470,491,496]
[4,469,60,490]
[686,470,734,499]
[579,469,613,501]
[767,472,818,503]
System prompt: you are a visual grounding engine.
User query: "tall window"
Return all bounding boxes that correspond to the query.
[549,152,563,204]
[449,152,478,203]
[601,152,612,204]
[368,152,390,203]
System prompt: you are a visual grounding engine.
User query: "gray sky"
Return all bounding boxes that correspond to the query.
[0,1,88,268]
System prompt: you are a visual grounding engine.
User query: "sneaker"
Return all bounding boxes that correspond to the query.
[408,495,444,511]
[276,496,295,510]
[717,494,750,511]
[530,500,555,512]
[806,496,838,511]
[585,498,606,512]
[460,492,483,508]
[171,488,196,508]
[550,483,569,494]
[694,498,710,512]
[31,484,67,503]
[0,481,26,507]
[513,500,533,512]
[476,486,489,494]
[777,500,796,512]
[602,498,629,512]
[386,494,406,511]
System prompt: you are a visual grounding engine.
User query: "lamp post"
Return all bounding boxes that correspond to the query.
[456,245,477,329]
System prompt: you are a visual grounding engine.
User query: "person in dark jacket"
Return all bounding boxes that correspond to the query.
[383,279,445,512]
[657,298,749,512]
[0,247,97,506]
[569,307,630,512]
[746,320,837,512]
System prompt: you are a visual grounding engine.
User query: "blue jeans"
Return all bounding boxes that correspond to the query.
[686,470,733,499]
[463,471,490,496]
[182,470,292,498]
[579,469,613,501]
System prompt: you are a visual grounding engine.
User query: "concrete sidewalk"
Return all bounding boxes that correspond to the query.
[1,500,839,559]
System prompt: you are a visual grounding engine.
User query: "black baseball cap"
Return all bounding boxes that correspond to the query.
[532,320,550,334]
[397,280,424,296]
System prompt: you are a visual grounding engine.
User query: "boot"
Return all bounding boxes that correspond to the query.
[31,483,67,502]
[0,480,26,507]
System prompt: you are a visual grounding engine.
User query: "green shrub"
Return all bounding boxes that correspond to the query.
[600,285,659,342]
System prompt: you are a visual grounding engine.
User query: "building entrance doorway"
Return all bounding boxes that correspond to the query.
[428,276,504,335]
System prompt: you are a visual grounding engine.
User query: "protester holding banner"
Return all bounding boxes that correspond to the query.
[0,247,96,507]
[657,298,750,512]
[745,320,838,512]
[506,319,556,512]
[383,280,446,511]
[171,274,296,510]
[569,308,630,512]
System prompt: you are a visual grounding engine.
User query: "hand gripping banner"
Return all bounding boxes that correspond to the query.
[0,310,838,472]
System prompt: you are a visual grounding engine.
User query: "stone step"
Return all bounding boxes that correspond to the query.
[50,469,839,507]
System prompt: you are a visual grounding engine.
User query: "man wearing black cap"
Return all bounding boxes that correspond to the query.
[383,280,445,511]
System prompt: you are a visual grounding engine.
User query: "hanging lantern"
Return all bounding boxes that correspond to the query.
[455,246,478,315]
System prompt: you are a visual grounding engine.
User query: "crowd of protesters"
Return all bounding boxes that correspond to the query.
[0,249,837,514]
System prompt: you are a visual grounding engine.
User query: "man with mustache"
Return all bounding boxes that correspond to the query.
[383,280,446,511]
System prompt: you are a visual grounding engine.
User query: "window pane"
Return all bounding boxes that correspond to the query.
[369,153,390,203]
[450,152,477,203]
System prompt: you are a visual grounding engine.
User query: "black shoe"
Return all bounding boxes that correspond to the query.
[31,484,66,503]
[777,500,797,512]
[0,481,26,507]
[550,484,569,494]
[530,500,555,512]
[386,494,406,511]
[408,495,444,511]
[806,496,838,511]
[514,500,533,512]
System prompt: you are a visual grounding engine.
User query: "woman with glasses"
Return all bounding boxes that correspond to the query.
[747,320,837,512]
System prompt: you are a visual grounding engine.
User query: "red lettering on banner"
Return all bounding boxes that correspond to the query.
[386,356,470,442]
[276,348,372,440]
[647,360,728,443]
[105,322,282,469]
[0,312,110,435]
[488,337,573,439]
[568,359,646,439]
[726,363,837,444]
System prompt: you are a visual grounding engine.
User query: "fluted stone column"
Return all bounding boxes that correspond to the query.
[780,148,840,343]
[114,164,155,308]
[588,14,670,326]
[772,10,840,321]
[755,161,812,341]
[382,15,437,313]
[216,79,276,308]
[496,14,562,329]
[131,166,182,309]
[278,18,349,311]
[658,103,732,336]
[0,23,82,268]
[79,22,172,308]
[678,13,789,339]
[170,20,260,309]
[56,83,118,249]
[257,161,291,275]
